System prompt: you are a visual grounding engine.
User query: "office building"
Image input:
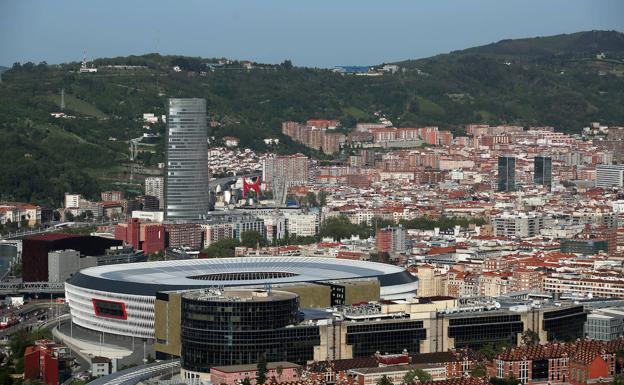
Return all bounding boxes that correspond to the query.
[145,177,165,209]
[232,216,265,240]
[180,289,319,381]
[534,155,552,187]
[165,98,210,221]
[114,218,166,254]
[585,307,624,341]
[596,164,624,188]
[22,234,121,282]
[161,292,585,380]
[498,156,516,192]
[48,249,97,283]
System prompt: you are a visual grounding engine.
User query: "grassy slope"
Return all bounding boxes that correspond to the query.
[1,30,624,205]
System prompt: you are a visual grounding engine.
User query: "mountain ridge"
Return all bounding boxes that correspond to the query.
[0,30,623,205]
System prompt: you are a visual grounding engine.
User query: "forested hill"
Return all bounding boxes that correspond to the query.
[0,30,623,205]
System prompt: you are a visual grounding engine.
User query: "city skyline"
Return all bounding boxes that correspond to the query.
[1,0,623,68]
[2,2,624,384]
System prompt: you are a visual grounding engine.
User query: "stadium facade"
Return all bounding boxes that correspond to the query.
[65,257,419,339]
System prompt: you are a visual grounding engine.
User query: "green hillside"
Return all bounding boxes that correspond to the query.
[1,30,623,205]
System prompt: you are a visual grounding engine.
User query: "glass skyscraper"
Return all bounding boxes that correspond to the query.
[497,156,516,192]
[165,98,210,221]
[534,156,552,187]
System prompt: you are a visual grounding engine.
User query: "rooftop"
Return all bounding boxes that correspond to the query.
[182,288,297,303]
[67,256,415,296]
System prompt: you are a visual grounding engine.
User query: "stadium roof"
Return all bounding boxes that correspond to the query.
[67,257,416,296]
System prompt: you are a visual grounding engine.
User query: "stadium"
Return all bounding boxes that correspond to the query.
[65,257,419,338]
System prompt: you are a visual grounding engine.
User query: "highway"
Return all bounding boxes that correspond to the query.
[0,300,68,340]
[87,359,180,385]
[0,219,118,240]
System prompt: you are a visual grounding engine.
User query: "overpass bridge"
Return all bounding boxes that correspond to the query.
[0,220,118,240]
[0,281,65,295]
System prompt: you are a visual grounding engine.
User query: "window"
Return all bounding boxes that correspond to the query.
[92,299,127,319]
[519,361,528,384]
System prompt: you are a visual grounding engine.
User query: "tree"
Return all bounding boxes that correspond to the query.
[275,365,284,382]
[370,217,396,231]
[614,374,624,385]
[319,216,369,241]
[318,190,328,207]
[52,210,61,221]
[306,192,318,207]
[202,238,241,258]
[0,367,15,385]
[471,362,487,378]
[9,328,50,373]
[521,329,540,346]
[616,349,624,374]
[241,231,266,248]
[478,342,510,360]
[241,378,252,385]
[376,375,394,385]
[294,366,304,380]
[64,210,75,221]
[403,368,432,384]
[281,60,293,70]
[256,353,268,385]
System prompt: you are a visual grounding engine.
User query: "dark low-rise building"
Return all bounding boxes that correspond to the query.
[22,234,121,282]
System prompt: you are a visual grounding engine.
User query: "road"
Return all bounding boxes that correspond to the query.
[0,301,68,340]
[86,359,180,385]
[0,220,118,240]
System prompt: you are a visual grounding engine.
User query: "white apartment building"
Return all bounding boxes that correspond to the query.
[257,214,287,242]
[64,193,81,209]
[596,164,624,188]
[544,274,624,298]
[145,177,165,209]
[284,212,319,237]
[491,212,544,238]
[262,154,309,191]
[201,222,235,248]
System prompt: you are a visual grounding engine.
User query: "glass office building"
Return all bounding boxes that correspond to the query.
[542,306,586,342]
[346,319,427,356]
[180,289,320,373]
[498,156,516,192]
[534,156,552,187]
[165,98,210,221]
[448,313,524,350]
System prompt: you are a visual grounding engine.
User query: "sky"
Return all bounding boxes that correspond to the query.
[1,0,623,68]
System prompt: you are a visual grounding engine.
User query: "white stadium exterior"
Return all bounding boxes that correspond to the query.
[65,257,419,338]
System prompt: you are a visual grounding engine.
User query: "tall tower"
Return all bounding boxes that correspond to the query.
[165,98,210,221]
[534,156,552,188]
[497,156,516,192]
[60,88,65,111]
